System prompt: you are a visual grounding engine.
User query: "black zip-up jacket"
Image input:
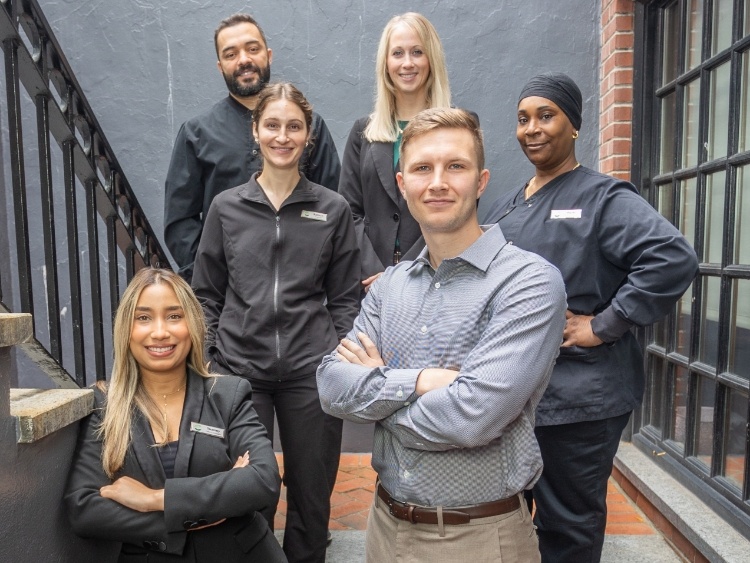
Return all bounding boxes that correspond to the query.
[165,96,341,282]
[192,174,360,381]
[484,166,699,425]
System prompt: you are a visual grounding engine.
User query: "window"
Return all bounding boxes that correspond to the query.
[635,0,750,519]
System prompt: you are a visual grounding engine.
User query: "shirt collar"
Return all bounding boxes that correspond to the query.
[238,172,319,206]
[409,224,508,273]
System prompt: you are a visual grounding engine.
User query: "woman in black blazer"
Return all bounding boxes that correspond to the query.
[65,268,285,562]
[339,12,454,290]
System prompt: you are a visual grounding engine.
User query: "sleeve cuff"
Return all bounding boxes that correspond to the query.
[590,306,634,343]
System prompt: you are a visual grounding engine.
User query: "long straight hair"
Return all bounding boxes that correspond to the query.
[364,13,452,143]
[97,268,211,478]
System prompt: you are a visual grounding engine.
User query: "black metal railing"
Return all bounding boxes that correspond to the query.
[1,0,169,387]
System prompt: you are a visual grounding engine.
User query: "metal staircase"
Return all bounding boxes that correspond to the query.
[1,0,169,387]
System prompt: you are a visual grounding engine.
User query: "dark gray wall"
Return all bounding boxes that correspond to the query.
[0,417,119,562]
[40,0,601,257]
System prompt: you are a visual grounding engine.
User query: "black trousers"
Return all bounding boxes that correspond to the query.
[250,374,343,563]
[530,412,631,563]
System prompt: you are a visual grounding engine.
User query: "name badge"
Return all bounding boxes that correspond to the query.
[301,210,327,221]
[190,422,225,438]
[550,209,582,219]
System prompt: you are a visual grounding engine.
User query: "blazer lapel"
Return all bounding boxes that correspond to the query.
[131,409,166,487]
[173,370,205,478]
[371,141,400,206]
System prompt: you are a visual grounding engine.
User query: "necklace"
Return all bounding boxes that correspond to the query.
[525,162,581,200]
[147,380,186,424]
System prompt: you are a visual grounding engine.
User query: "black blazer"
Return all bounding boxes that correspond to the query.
[339,113,481,277]
[338,116,422,278]
[65,371,286,562]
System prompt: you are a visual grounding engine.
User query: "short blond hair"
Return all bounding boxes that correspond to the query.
[401,108,485,170]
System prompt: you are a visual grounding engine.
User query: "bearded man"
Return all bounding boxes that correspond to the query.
[164,13,340,283]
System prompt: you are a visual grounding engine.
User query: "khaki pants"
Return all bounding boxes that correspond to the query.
[365,492,540,563]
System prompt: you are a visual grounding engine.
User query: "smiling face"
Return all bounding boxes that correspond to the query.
[397,127,489,237]
[216,22,272,100]
[129,283,191,382]
[516,96,577,172]
[386,22,431,101]
[252,98,309,172]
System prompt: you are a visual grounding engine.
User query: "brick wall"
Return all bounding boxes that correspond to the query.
[600,0,636,180]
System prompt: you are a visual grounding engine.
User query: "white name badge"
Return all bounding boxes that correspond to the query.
[550,209,582,219]
[190,422,225,438]
[301,210,327,221]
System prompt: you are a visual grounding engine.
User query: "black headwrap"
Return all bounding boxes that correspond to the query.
[518,72,583,131]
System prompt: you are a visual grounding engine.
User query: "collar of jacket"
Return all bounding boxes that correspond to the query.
[130,369,206,487]
[224,94,253,119]
[238,172,321,209]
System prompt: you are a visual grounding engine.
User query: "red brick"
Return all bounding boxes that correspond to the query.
[614,155,631,169]
[335,470,356,482]
[670,528,698,560]
[607,512,646,524]
[605,522,654,535]
[347,487,377,505]
[613,68,634,86]
[614,13,634,32]
[333,476,373,492]
[611,139,632,155]
[335,511,370,531]
[339,453,371,467]
[329,499,370,520]
[329,491,352,507]
[328,519,347,531]
[694,550,711,563]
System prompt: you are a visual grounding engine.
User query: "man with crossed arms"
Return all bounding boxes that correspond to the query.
[317,107,566,562]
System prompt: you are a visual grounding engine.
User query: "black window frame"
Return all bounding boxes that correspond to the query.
[632,0,750,536]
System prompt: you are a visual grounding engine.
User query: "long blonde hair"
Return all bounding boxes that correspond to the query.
[364,12,452,143]
[97,268,211,478]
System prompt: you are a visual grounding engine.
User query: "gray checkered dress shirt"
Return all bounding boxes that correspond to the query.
[317,225,566,507]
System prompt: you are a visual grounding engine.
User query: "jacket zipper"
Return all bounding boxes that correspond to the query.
[273,215,282,361]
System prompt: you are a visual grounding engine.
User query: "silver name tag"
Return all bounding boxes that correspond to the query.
[190,422,225,438]
[550,209,582,219]
[301,210,327,221]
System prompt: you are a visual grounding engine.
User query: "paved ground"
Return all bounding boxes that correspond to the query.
[274,453,685,562]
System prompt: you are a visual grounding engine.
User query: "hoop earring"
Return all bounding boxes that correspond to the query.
[572,131,579,139]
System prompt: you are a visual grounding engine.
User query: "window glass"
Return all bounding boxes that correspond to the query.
[652,318,667,348]
[695,376,715,469]
[648,355,666,434]
[672,365,689,452]
[735,165,750,264]
[711,0,733,55]
[729,279,750,379]
[676,281,694,357]
[680,177,697,247]
[723,389,748,490]
[708,62,731,160]
[740,52,749,153]
[686,0,704,70]
[698,276,721,366]
[661,92,677,174]
[657,182,674,220]
[663,2,680,84]
[704,170,726,264]
[682,79,701,168]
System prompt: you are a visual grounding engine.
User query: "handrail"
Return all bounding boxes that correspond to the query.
[1,0,170,387]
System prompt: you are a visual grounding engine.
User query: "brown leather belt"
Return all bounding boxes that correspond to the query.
[377,483,520,525]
